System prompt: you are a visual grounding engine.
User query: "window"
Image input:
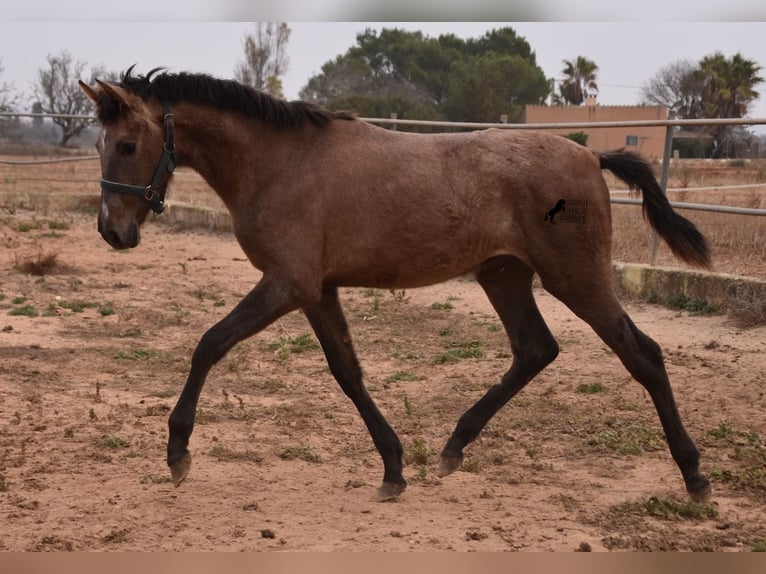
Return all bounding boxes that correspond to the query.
[626,135,639,146]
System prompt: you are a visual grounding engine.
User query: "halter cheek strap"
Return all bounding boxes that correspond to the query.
[99,103,178,214]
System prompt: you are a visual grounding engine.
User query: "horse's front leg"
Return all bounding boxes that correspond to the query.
[167,275,312,486]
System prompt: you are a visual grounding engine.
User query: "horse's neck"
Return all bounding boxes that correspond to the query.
[173,105,287,203]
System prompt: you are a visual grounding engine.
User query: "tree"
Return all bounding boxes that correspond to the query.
[32,51,106,146]
[0,59,17,113]
[299,27,549,124]
[697,52,763,158]
[444,53,549,123]
[698,52,762,120]
[555,56,599,106]
[0,59,19,136]
[640,59,705,119]
[234,22,291,98]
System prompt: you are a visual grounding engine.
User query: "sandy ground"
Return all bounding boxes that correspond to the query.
[1,208,765,551]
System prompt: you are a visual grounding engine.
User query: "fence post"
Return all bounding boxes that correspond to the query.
[650,125,675,265]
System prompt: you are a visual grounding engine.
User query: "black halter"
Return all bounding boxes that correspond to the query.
[99,104,178,214]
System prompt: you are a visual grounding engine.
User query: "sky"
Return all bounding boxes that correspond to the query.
[1,9,766,131]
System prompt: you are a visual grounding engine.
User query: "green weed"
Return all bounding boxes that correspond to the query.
[433,341,485,364]
[100,435,130,449]
[98,305,115,316]
[10,304,38,317]
[59,300,97,313]
[280,445,322,463]
[208,445,263,463]
[17,222,39,232]
[588,418,664,455]
[576,382,605,394]
[404,438,435,465]
[612,496,718,521]
[114,349,170,361]
[664,293,718,315]
[47,220,70,230]
[268,333,319,361]
[385,371,423,383]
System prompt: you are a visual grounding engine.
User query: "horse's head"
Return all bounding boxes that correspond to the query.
[80,79,176,249]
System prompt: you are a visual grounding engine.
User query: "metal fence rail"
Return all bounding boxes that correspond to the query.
[3,112,765,221]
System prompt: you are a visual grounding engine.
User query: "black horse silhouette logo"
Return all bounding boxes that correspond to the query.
[544,199,566,224]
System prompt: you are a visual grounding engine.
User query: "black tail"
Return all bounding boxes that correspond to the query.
[599,150,711,269]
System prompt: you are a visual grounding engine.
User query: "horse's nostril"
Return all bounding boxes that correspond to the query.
[105,230,122,248]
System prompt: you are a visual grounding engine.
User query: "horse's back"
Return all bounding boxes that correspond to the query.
[315,123,613,288]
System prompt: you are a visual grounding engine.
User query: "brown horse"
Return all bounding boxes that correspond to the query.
[80,68,712,503]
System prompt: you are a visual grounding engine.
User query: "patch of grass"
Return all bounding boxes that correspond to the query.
[17,221,39,232]
[361,288,383,312]
[385,371,423,383]
[433,340,485,364]
[268,333,320,361]
[279,445,322,463]
[100,435,131,449]
[430,301,454,310]
[12,296,27,305]
[403,394,414,415]
[753,540,766,552]
[114,349,170,361]
[576,382,605,394]
[10,304,38,317]
[149,388,176,399]
[612,496,718,521]
[47,220,70,230]
[208,445,263,463]
[664,293,718,315]
[706,423,765,492]
[59,300,97,313]
[404,438,435,466]
[588,418,664,455]
[98,305,115,316]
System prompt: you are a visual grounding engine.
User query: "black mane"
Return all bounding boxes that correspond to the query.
[97,66,355,128]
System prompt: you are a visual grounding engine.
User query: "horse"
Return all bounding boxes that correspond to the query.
[80,67,712,503]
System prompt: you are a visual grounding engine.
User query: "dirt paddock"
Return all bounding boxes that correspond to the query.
[1,204,765,551]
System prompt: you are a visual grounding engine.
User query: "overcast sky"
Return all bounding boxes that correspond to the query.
[1,17,765,131]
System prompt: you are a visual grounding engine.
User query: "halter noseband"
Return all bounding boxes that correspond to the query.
[99,103,178,215]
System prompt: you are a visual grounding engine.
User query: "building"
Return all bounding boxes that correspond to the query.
[522,98,669,158]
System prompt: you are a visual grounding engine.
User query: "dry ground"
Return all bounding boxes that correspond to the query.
[0,153,764,551]
[1,206,765,551]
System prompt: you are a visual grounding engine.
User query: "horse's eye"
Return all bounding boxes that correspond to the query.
[121,142,137,156]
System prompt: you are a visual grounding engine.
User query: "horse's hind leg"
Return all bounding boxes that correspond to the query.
[303,287,405,501]
[540,270,711,502]
[440,256,559,476]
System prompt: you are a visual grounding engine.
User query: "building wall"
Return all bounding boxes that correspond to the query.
[522,103,669,158]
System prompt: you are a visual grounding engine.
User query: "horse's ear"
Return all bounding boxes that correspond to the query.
[79,80,99,104]
[96,80,130,107]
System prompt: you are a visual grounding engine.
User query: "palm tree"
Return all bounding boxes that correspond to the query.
[698,52,762,119]
[555,56,599,106]
[697,52,762,156]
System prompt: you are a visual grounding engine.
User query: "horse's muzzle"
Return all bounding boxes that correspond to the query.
[100,222,140,250]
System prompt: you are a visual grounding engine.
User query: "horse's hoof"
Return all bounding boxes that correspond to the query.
[169,453,191,487]
[377,481,406,502]
[437,454,463,477]
[687,476,712,503]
